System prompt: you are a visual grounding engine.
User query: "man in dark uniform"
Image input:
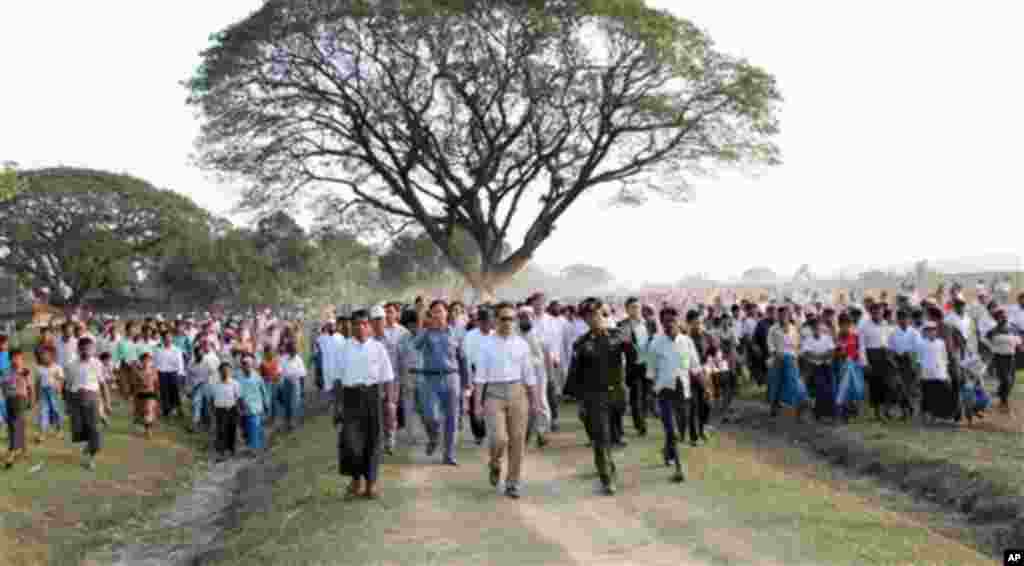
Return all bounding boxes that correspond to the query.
[565,298,629,495]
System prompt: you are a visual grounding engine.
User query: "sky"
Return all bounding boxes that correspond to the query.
[2,1,1022,287]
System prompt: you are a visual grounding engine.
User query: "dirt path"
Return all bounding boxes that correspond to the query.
[365,415,990,566]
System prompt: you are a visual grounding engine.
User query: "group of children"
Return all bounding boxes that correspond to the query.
[0,312,311,470]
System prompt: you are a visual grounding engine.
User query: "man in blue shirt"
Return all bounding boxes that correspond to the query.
[411,300,466,465]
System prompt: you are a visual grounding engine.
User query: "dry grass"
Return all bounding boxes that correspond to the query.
[0,389,208,566]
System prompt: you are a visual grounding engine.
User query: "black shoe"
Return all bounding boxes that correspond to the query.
[550,422,560,432]
[672,458,685,482]
[537,435,548,448]
[489,465,501,487]
[475,437,485,446]
[602,482,616,495]
[444,458,458,466]
[637,428,647,437]
[690,439,698,447]
[426,441,437,456]
[505,483,520,499]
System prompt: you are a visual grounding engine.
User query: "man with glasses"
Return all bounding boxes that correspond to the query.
[473,303,539,498]
[565,298,629,495]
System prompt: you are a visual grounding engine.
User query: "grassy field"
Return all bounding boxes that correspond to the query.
[0,394,208,566]
[737,369,1024,497]
[199,408,989,566]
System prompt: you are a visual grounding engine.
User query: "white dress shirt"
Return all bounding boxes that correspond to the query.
[338,337,394,386]
[198,351,221,386]
[473,334,536,387]
[644,333,698,397]
[536,313,564,365]
[154,346,186,374]
[382,324,410,376]
[328,334,349,385]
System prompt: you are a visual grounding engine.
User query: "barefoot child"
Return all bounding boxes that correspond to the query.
[4,350,34,469]
[35,347,64,442]
[137,353,160,439]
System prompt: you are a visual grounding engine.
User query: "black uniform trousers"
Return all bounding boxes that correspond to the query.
[626,364,650,434]
[338,384,383,482]
[579,391,617,486]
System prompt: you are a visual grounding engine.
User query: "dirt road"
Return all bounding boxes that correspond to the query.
[191,407,992,566]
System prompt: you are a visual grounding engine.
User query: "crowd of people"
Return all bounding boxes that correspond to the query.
[1,283,1022,501]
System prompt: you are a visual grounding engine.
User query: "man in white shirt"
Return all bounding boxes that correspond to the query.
[188,340,221,434]
[473,302,538,499]
[619,297,651,436]
[337,309,395,501]
[644,306,696,483]
[371,304,402,453]
[64,337,106,470]
[154,332,186,419]
[888,310,923,419]
[860,303,894,421]
[529,294,564,431]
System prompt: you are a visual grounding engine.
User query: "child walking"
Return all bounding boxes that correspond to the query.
[35,347,64,442]
[211,362,241,462]
[4,350,34,469]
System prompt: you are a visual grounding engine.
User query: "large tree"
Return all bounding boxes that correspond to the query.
[188,0,782,299]
[0,167,212,305]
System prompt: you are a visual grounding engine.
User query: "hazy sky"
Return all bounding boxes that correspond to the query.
[3,1,1022,286]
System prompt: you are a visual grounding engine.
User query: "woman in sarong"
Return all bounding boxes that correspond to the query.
[137,352,160,439]
[801,322,837,422]
[834,313,866,422]
[919,321,959,423]
[767,306,810,421]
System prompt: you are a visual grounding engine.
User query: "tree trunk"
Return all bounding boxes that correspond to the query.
[463,253,531,303]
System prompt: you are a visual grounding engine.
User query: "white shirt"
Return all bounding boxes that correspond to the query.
[382,324,410,375]
[67,358,104,393]
[153,346,185,374]
[800,334,835,356]
[462,327,494,371]
[742,317,758,338]
[1008,304,1024,332]
[920,337,949,381]
[197,351,221,386]
[280,354,307,383]
[944,312,971,341]
[860,320,888,350]
[536,313,564,365]
[645,333,698,397]
[57,337,78,367]
[620,318,649,357]
[338,337,394,386]
[328,334,349,384]
[211,379,241,408]
[473,334,536,387]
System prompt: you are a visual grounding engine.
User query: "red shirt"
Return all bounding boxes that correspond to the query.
[837,332,860,362]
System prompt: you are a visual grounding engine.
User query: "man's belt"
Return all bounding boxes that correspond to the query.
[344,383,378,390]
[414,369,457,376]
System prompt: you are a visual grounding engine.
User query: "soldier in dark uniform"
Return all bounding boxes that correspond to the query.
[565,298,629,495]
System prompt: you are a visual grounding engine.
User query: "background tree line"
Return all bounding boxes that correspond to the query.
[0,167,616,314]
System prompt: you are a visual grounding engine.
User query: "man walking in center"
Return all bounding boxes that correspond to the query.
[565,298,629,495]
[337,309,395,500]
[473,302,539,498]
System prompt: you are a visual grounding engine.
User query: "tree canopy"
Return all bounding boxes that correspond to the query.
[0,167,213,305]
[187,0,782,298]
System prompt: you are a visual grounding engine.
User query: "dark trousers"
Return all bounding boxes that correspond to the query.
[657,387,688,464]
[688,380,708,442]
[865,349,891,409]
[581,392,617,486]
[6,396,27,451]
[547,376,561,427]
[75,392,102,456]
[993,353,1017,404]
[215,406,239,454]
[159,372,180,417]
[338,384,383,482]
[609,400,625,443]
[627,365,649,434]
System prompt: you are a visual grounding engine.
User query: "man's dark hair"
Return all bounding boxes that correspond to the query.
[686,310,700,322]
[659,306,679,319]
[429,299,448,311]
[350,309,370,322]
[494,302,515,314]
[625,297,640,307]
[399,309,419,327]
